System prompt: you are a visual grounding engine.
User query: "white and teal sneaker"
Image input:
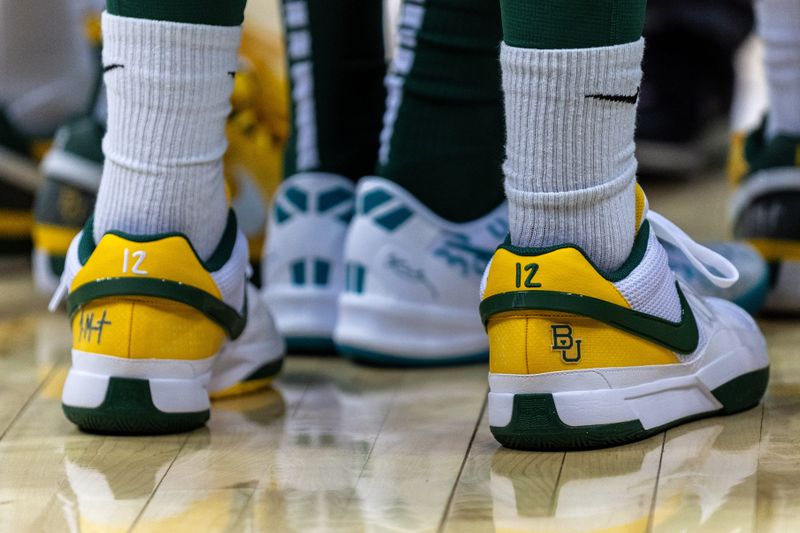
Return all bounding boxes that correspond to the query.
[261,173,355,351]
[333,177,508,366]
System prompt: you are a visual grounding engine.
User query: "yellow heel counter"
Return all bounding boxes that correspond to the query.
[72,298,226,360]
[70,233,222,298]
[488,312,679,375]
[483,247,629,306]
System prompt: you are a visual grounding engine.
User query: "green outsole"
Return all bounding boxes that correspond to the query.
[490,367,769,451]
[63,377,209,436]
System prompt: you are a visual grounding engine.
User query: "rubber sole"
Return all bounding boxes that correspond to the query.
[490,367,769,451]
[63,377,209,435]
[334,293,489,367]
[337,343,487,368]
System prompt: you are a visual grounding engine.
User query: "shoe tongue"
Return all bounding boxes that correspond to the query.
[635,182,649,232]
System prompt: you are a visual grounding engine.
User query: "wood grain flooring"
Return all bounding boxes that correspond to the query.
[0,174,798,532]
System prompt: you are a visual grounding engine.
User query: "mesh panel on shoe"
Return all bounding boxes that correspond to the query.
[614,231,681,322]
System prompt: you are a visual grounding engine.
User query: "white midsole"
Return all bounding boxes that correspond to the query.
[69,349,216,379]
[263,287,339,338]
[334,292,488,358]
[62,350,215,413]
[488,346,767,430]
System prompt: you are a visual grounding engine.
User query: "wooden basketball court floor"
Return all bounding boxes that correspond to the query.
[1,174,799,532]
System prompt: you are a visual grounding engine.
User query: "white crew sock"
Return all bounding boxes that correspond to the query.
[93,13,241,260]
[502,39,644,271]
[757,0,800,137]
[0,0,95,136]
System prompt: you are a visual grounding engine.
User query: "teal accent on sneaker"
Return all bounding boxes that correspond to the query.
[345,263,366,293]
[318,187,353,213]
[275,204,291,224]
[291,260,306,286]
[375,207,413,231]
[361,189,392,214]
[337,208,355,224]
[313,259,330,286]
[285,187,308,212]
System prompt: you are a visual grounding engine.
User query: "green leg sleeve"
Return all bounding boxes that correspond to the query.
[500,0,647,48]
[378,0,505,222]
[106,0,247,26]
[282,0,386,181]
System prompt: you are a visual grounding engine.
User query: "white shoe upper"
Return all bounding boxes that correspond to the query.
[342,177,508,309]
[261,173,355,340]
[332,177,508,360]
[262,172,355,294]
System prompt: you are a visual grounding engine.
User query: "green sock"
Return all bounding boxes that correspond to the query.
[500,0,647,49]
[106,0,247,26]
[282,0,386,182]
[378,0,505,222]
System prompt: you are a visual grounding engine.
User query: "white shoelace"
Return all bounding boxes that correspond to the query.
[647,210,739,289]
[49,277,69,312]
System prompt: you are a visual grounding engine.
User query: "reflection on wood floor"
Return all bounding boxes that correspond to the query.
[1,175,799,532]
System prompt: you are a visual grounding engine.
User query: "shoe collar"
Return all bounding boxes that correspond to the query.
[497,210,738,289]
[76,209,239,272]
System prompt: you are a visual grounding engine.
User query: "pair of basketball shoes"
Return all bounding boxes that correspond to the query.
[49,116,794,444]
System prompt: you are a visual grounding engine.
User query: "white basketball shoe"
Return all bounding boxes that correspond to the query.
[261,173,355,351]
[333,177,508,365]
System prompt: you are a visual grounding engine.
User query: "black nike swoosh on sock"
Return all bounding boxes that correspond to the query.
[585,87,640,104]
[103,64,124,73]
[228,71,236,78]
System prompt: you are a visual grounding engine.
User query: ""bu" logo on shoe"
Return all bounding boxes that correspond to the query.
[551,324,582,363]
